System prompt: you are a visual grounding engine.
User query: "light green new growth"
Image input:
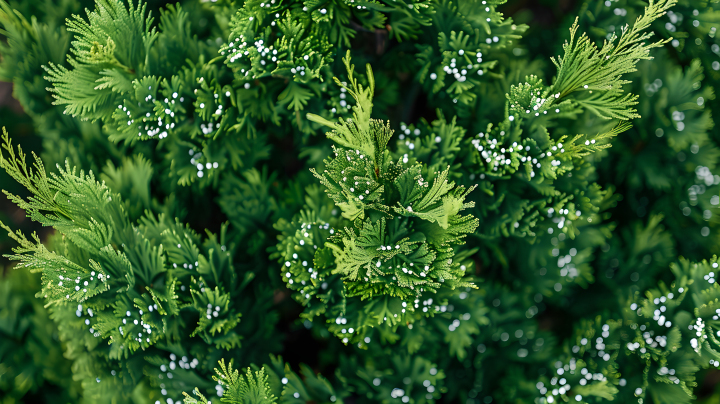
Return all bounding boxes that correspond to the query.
[284,53,477,331]
[553,121,633,175]
[307,51,391,171]
[550,0,676,119]
[0,127,126,306]
[183,360,276,404]
[44,0,157,120]
[0,127,126,246]
[0,128,63,218]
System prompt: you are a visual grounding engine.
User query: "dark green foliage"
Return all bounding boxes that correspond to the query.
[0,268,79,402]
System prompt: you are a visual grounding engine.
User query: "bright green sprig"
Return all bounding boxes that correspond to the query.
[44,0,157,120]
[274,53,478,342]
[183,360,276,404]
[550,0,676,118]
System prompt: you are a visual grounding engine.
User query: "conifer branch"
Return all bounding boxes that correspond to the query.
[550,0,676,116]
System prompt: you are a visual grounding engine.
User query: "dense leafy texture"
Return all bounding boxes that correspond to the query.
[2,0,720,403]
[272,53,479,341]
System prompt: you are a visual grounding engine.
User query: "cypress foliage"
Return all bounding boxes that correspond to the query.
[1,0,720,403]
